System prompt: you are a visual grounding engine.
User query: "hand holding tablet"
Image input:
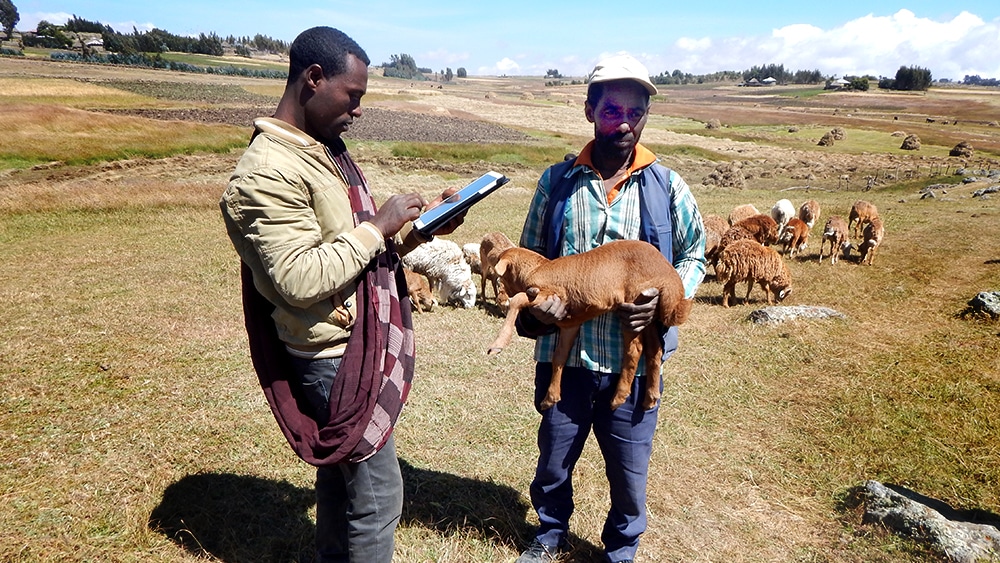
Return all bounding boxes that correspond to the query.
[413,171,510,236]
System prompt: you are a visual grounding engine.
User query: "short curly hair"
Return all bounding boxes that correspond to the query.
[287,26,370,85]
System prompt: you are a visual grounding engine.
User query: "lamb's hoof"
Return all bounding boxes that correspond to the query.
[610,394,628,411]
[486,347,503,356]
[641,396,659,411]
[539,395,559,411]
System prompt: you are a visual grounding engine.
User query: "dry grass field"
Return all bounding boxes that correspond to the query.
[1,55,999,563]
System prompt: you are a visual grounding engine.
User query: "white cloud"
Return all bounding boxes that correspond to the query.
[18,12,72,32]
[655,9,1000,80]
[479,57,521,76]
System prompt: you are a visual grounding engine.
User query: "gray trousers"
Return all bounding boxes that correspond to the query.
[290,355,404,563]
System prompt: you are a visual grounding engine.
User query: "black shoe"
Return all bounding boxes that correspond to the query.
[515,538,563,562]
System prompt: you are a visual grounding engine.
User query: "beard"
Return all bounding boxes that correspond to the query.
[594,129,638,161]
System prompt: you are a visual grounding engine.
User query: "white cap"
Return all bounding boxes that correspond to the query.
[588,54,657,96]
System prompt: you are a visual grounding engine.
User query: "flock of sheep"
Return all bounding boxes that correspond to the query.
[706,197,885,307]
[399,197,886,314]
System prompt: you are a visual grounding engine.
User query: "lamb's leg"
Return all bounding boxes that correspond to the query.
[744,280,754,304]
[611,330,643,410]
[485,292,530,355]
[541,324,581,410]
[640,326,663,410]
[722,280,736,307]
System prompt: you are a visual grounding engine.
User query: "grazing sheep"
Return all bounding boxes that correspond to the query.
[848,200,879,239]
[732,214,779,246]
[702,214,729,267]
[779,217,810,258]
[403,267,436,313]
[728,203,760,226]
[486,240,690,411]
[716,239,792,308]
[770,198,796,231]
[858,217,885,265]
[402,237,477,308]
[462,242,482,276]
[478,231,515,312]
[798,199,821,228]
[818,216,851,264]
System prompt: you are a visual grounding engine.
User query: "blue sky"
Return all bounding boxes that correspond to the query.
[13,1,1000,80]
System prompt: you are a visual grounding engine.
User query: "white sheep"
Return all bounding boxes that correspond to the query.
[462,242,482,277]
[770,198,796,232]
[402,237,477,308]
[818,216,851,264]
[716,239,792,307]
[798,199,821,229]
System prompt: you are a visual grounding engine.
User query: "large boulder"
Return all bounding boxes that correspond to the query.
[749,305,846,324]
[963,291,1000,319]
[950,141,974,158]
[901,134,921,150]
[862,480,1000,563]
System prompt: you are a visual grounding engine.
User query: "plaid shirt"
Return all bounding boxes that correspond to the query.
[519,142,706,375]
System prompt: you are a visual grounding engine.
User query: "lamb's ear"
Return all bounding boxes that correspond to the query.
[495,257,508,276]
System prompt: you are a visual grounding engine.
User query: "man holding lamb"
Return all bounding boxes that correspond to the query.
[512,54,707,563]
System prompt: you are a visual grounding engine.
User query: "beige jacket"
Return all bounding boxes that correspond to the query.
[221,117,427,354]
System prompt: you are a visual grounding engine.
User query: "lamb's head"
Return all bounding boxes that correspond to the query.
[494,247,548,296]
[773,262,793,302]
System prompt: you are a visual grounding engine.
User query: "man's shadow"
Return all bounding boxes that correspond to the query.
[149,459,603,562]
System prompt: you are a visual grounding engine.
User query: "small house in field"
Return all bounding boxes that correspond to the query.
[745,77,761,87]
[826,78,850,90]
[762,76,777,86]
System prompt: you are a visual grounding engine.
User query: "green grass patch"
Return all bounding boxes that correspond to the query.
[158,51,288,73]
[390,142,575,168]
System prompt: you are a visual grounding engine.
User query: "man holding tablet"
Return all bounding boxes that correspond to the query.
[221,26,467,563]
[513,54,706,563]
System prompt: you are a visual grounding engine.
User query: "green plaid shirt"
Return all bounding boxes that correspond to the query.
[519,152,706,375]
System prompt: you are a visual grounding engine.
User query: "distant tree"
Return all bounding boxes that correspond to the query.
[882,65,932,91]
[64,15,103,33]
[847,76,870,91]
[456,67,467,78]
[382,53,425,80]
[0,0,18,40]
[445,67,453,82]
[32,20,73,49]
[545,68,562,78]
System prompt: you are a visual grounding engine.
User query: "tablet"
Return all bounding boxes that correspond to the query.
[413,171,509,235]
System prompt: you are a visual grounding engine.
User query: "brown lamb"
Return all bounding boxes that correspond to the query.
[779,217,810,258]
[716,239,792,307]
[798,199,821,229]
[858,217,885,265]
[848,200,879,239]
[485,240,691,411]
[404,267,436,313]
[478,231,515,313]
[819,216,850,264]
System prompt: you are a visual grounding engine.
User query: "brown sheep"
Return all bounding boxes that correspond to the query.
[462,243,482,277]
[858,217,885,265]
[486,240,691,411]
[478,231,515,312]
[798,199,821,228]
[404,267,436,313]
[731,214,779,246]
[702,214,729,266]
[728,203,760,226]
[779,217,810,258]
[848,200,879,238]
[818,216,850,264]
[716,239,792,307]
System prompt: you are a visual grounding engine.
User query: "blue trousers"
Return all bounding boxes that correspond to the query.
[529,363,660,563]
[291,356,404,563]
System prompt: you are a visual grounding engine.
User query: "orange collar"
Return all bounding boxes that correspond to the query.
[575,142,657,203]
